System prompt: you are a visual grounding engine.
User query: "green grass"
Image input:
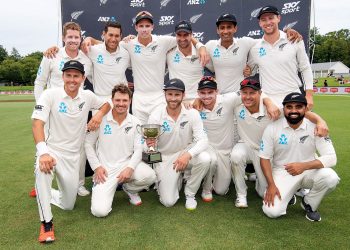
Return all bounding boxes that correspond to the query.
[0,86,34,91]
[0,96,349,249]
[314,77,350,87]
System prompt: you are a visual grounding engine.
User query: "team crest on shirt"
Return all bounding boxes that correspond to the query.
[279,134,288,145]
[125,126,132,134]
[173,53,180,63]
[58,102,67,113]
[232,47,239,55]
[97,54,104,64]
[59,60,65,71]
[216,107,223,116]
[78,102,85,111]
[213,48,220,58]
[239,109,245,119]
[190,56,199,63]
[134,45,141,54]
[279,43,288,51]
[34,105,44,111]
[259,140,264,151]
[104,124,112,135]
[180,121,188,129]
[259,47,266,57]
[299,135,309,144]
[162,121,171,132]
[151,45,158,52]
[199,111,207,120]
[115,57,122,63]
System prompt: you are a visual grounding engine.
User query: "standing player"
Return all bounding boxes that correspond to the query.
[147,78,210,210]
[85,84,156,217]
[32,60,110,243]
[259,93,339,221]
[34,22,93,197]
[166,20,204,102]
[248,6,314,109]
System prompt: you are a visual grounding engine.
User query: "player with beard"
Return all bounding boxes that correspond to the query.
[147,78,210,210]
[259,92,339,221]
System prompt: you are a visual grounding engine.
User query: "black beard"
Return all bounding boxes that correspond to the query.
[285,113,304,125]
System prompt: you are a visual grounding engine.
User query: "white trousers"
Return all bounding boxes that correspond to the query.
[263,168,340,218]
[202,146,231,195]
[35,150,80,223]
[91,162,156,217]
[154,151,211,207]
[231,142,267,198]
[132,92,165,124]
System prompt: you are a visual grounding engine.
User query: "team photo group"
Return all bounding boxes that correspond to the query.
[31,5,340,243]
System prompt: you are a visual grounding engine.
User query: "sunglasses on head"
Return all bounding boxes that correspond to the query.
[201,76,216,82]
[241,79,259,86]
[136,11,153,17]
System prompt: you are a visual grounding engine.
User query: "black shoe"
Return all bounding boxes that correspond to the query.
[301,197,321,222]
[288,195,297,206]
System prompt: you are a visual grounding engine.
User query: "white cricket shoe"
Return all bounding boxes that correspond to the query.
[78,186,90,196]
[296,188,310,197]
[201,190,213,202]
[235,196,248,208]
[124,188,142,206]
[185,196,197,211]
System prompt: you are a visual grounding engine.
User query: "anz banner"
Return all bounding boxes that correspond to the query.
[62,0,311,48]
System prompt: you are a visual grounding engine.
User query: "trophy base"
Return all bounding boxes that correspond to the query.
[142,151,162,164]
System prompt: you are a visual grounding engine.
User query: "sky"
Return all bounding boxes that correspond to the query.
[0,0,349,56]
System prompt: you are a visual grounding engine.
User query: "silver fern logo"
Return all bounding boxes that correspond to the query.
[100,0,108,6]
[250,7,262,20]
[283,21,298,30]
[71,11,84,21]
[219,0,227,5]
[190,14,203,24]
[160,0,172,9]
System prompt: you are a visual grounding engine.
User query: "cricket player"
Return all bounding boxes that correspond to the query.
[231,78,328,208]
[32,60,110,243]
[194,76,279,202]
[35,22,93,197]
[248,6,314,109]
[259,92,339,221]
[147,78,210,210]
[85,84,156,217]
[166,20,204,102]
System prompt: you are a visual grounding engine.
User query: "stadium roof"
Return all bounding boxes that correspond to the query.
[311,61,349,71]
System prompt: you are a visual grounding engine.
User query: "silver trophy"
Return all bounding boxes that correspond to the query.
[137,124,164,164]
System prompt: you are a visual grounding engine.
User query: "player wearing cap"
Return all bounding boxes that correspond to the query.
[195,76,278,202]
[85,84,156,217]
[35,22,93,197]
[166,20,204,102]
[259,92,339,221]
[32,60,110,243]
[147,78,210,210]
[248,6,314,109]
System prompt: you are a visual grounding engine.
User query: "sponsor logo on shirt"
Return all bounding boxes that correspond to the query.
[281,1,300,15]
[59,61,65,71]
[97,55,104,64]
[239,109,245,119]
[216,107,223,116]
[278,43,288,51]
[151,45,158,53]
[130,0,145,7]
[162,121,171,132]
[250,7,262,20]
[35,105,44,111]
[71,11,84,21]
[187,0,206,5]
[247,30,263,37]
[98,16,116,22]
[199,111,207,120]
[193,32,204,42]
[78,102,85,111]
[160,0,172,9]
[58,102,67,113]
[159,16,174,26]
[278,134,288,145]
[213,48,220,58]
[190,14,203,24]
[259,140,264,151]
[232,47,239,55]
[125,126,132,134]
[115,57,122,63]
[180,121,188,129]
[299,135,309,143]
[104,124,112,135]
[173,53,180,63]
[100,0,108,6]
[134,45,141,54]
[259,47,266,57]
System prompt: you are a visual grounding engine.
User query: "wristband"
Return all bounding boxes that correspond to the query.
[36,142,49,156]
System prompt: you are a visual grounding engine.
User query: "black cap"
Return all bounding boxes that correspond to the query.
[282,92,307,106]
[164,78,185,92]
[175,20,192,34]
[135,11,153,25]
[198,76,217,90]
[216,13,237,26]
[62,60,85,74]
[257,6,279,19]
[240,77,261,90]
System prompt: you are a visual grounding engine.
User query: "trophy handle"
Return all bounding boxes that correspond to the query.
[136,124,142,136]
